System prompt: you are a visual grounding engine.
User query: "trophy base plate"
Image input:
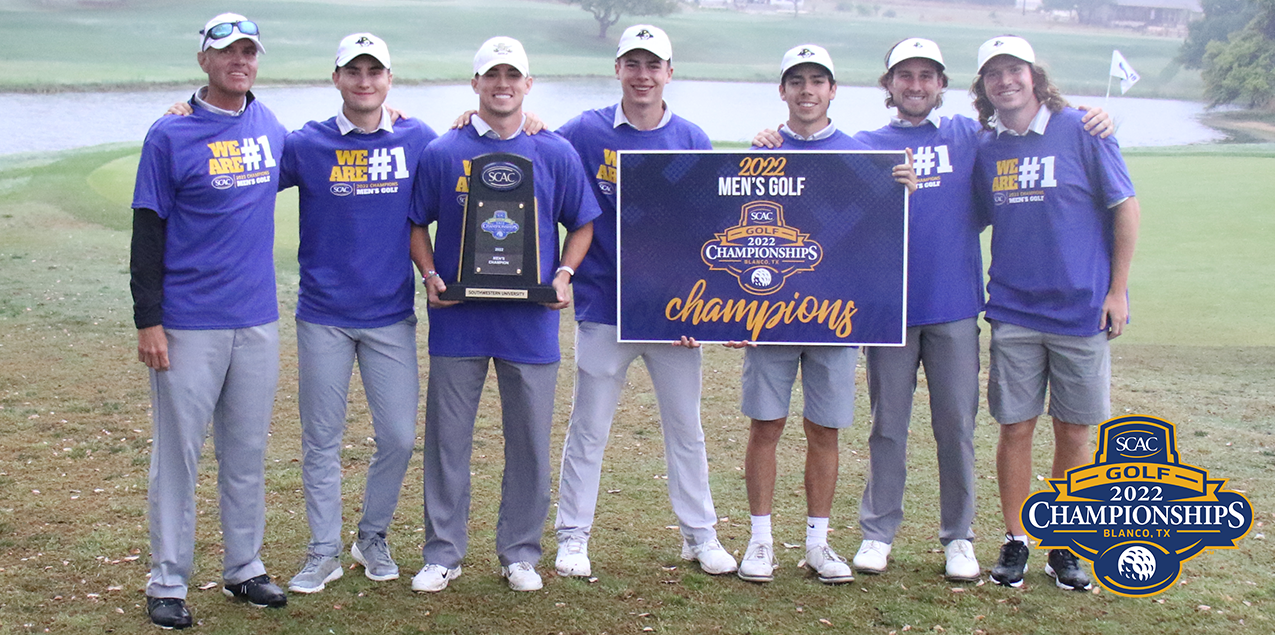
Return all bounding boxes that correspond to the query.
[439,284,558,303]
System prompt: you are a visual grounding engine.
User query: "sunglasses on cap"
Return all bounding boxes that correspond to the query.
[200,20,259,49]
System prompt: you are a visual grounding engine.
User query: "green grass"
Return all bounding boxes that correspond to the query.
[1,0,1201,98]
[0,145,1271,632]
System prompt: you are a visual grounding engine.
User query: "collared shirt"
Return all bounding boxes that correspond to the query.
[471,113,526,140]
[613,102,673,130]
[889,110,943,129]
[193,86,248,116]
[779,120,838,142]
[995,104,1052,137]
[336,106,394,135]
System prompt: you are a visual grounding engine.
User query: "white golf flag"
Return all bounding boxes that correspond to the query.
[1110,50,1140,94]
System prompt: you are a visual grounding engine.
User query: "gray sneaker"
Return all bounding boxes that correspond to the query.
[288,552,343,594]
[352,533,400,581]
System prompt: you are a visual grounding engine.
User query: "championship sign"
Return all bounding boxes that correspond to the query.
[1022,415,1253,597]
[617,151,908,344]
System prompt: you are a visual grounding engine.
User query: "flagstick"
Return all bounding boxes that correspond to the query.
[1104,74,1113,111]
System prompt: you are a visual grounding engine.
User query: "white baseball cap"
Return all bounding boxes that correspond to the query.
[200,13,264,54]
[977,35,1035,73]
[473,36,530,76]
[616,24,672,61]
[336,33,391,70]
[886,37,944,70]
[780,44,835,81]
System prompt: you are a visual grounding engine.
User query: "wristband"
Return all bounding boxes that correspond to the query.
[422,270,439,283]
[555,265,575,277]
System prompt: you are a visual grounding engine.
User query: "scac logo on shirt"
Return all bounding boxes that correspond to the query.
[480,162,523,191]
[330,183,354,196]
[210,175,235,190]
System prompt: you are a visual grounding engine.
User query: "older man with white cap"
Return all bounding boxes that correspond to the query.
[409,36,599,593]
[551,23,738,581]
[972,35,1139,592]
[130,11,286,628]
[277,32,439,595]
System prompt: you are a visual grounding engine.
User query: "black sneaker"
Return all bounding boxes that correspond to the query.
[1045,549,1093,591]
[990,539,1029,587]
[146,597,192,630]
[222,574,287,608]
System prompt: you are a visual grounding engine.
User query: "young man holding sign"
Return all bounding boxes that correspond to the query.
[552,24,738,578]
[736,45,915,585]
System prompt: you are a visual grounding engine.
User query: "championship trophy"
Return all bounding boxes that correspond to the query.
[439,152,557,302]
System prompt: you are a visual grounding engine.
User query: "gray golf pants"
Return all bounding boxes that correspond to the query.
[297,317,418,557]
[860,318,978,546]
[146,323,279,599]
[555,321,719,546]
[421,355,559,568]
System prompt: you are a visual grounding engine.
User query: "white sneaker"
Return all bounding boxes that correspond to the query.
[853,539,891,574]
[502,562,543,591]
[737,541,777,583]
[944,539,981,581]
[805,544,854,584]
[411,564,461,593]
[680,538,738,575]
[556,537,591,577]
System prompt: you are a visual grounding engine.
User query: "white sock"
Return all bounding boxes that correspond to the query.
[750,515,773,545]
[806,516,829,549]
[1009,534,1029,545]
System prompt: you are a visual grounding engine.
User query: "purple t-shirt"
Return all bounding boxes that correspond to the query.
[280,117,438,328]
[410,126,602,363]
[854,115,986,326]
[132,97,285,330]
[557,104,712,326]
[975,107,1136,336]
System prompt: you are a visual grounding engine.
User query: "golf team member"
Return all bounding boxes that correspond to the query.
[842,38,986,582]
[131,12,287,628]
[972,35,1140,591]
[736,45,914,585]
[552,24,737,579]
[280,33,438,594]
[409,36,600,593]
[848,39,1115,580]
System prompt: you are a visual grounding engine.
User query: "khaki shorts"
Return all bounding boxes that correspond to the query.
[741,345,858,429]
[988,320,1110,426]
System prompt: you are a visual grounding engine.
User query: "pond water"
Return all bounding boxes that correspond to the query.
[0,78,1225,156]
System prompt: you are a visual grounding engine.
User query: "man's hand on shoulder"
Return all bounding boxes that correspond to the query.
[752,127,784,149]
[165,101,194,117]
[1077,105,1114,139]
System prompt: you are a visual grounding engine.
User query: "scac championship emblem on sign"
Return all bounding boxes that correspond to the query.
[1023,415,1252,597]
[700,201,823,296]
